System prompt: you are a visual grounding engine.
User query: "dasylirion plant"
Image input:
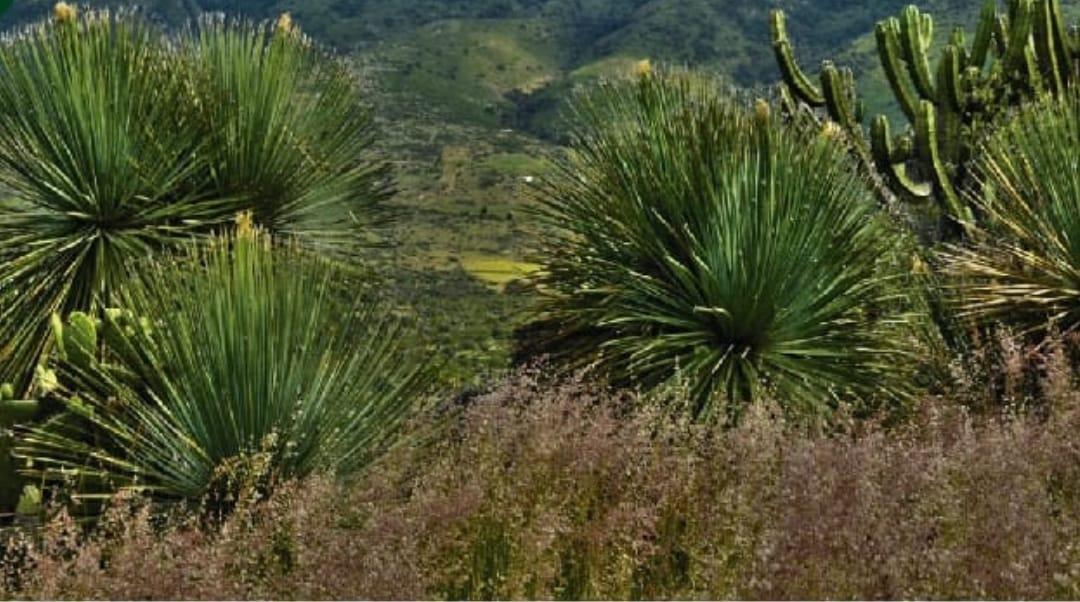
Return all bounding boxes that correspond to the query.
[520,71,919,422]
[0,4,394,515]
[0,6,216,397]
[943,90,1080,335]
[14,221,429,505]
[0,5,391,400]
[772,0,1079,232]
[185,13,393,255]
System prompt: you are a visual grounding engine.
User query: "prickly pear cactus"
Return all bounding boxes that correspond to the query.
[52,311,98,370]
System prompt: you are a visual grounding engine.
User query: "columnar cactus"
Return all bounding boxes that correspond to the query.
[772,0,1079,232]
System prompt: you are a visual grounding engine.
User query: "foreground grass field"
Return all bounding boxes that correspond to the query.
[4,368,1080,599]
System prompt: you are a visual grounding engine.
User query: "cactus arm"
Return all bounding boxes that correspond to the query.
[1033,0,1071,93]
[1024,42,1046,95]
[876,19,920,122]
[969,0,997,70]
[820,62,875,165]
[1004,0,1035,74]
[950,27,969,67]
[821,62,856,128]
[900,6,937,101]
[915,101,970,227]
[934,46,966,164]
[778,85,800,117]
[994,14,1011,57]
[938,45,965,113]
[770,10,825,106]
[871,116,932,200]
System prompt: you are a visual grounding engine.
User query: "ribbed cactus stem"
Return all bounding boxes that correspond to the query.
[770,10,825,106]
[950,27,970,66]
[871,116,932,200]
[876,20,919,122]
[1004,0,1035,72]
[1034,0,1070,93]
[821,62,858,131]
[915,102,969,227]
[970,0,997,69]
[937,45,965,113]
[900,6,937,101]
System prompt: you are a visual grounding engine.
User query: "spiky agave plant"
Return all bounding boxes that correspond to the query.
[0,7,223,394]
[943,91,1080,334]
[15,221,428,502]
[184,13,393,254]
[522,71,917,421]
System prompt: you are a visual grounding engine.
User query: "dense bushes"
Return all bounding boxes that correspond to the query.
[2,370,1078,600]
[522,71,919,421]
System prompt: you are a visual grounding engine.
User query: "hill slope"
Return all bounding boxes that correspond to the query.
[1,0,1074,384]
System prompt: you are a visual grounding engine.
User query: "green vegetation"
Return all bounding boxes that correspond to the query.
[0,2,1079,598]
[186,13,392,252]
[0,7,389,399]
[772,0,1079,230]
[522,72,917,421]
[0,8,223,396]
[944,91,1080,333]
[16,224,427,503]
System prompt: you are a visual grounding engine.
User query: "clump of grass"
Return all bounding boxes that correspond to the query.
[0,8,217,394]
[0,6,392,397]
[185,14,393,253]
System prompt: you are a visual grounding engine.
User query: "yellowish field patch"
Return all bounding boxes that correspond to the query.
[461,254,541,289]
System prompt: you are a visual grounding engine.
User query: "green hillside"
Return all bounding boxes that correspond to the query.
[0,0,1067,384]
[3,1,1034,135]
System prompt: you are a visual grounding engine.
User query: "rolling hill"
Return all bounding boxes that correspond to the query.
[0,0,1074,384]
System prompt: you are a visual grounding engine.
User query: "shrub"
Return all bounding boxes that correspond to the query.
[520,71,919,421]
[944,91,1080,335]
[13,222,428,504]
[3,369,1079,600]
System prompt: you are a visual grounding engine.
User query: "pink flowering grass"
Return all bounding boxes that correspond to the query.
[2,365,1079,600]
